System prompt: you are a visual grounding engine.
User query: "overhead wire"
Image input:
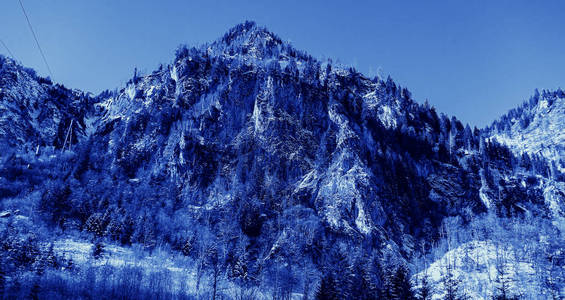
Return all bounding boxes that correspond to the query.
[18,0,53,78]
[0,38,16,60]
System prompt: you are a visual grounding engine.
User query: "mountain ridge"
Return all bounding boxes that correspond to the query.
[486,88,565,171]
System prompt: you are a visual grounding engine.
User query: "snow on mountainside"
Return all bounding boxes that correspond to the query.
[487,89,565,172]
[0,21,564,299]
[91,21,442,241]
[413,211,565,299]
[0,56,93,155]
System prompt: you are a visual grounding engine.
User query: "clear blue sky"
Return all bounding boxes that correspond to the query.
[1,0,564,127]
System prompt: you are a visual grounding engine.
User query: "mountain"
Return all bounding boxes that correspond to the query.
[0,21,563,299]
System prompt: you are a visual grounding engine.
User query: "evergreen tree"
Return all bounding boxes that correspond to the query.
[44,243,58,269]
[92,240,104,260]
[385,266,415,300]
[350,254,379,299]
[29,277,41,300]
[418,272,431,300]
[543,254,562,300]
[0,261,5,298]
[208,247,220,300]
[463,125,473,150]
[316,273,338,300]
[66,257,75,272]
[519,153,532,171]
[442,260,463,300]
[332,250,354,299]
[494,248,517,300]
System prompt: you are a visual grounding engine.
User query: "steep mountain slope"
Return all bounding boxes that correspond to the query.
[85,21,486,252]
[0,56,94,200]
[485,88,565,258]
[487,89,565,172]
[0,22,563,299]
[0,56,92,154]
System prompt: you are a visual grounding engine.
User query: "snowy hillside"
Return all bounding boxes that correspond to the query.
[487,89,565,172]
[413,214,564,299]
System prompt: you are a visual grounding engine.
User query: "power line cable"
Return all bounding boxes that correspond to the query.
[18,0,53,78]
[0,39,16,60]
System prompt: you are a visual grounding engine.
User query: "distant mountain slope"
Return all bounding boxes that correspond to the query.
[0,56,93,155]
[486,89,565,172]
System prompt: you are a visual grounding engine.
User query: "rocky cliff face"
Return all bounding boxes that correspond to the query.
[0,56,91,154]
[87,22,483,245]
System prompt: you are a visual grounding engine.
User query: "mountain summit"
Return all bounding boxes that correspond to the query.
[215,21,285,54]
[1,22,563,299]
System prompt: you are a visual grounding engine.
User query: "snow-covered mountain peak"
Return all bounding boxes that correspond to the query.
[179,20,316,64]
[190,20,288,61]
[218,21,281,47]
